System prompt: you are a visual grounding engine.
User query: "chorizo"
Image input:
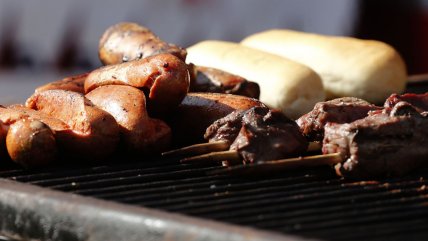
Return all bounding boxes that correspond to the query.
[86,85,171,154]
[84,53,190,117]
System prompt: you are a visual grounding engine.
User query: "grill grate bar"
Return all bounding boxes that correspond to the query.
[153,179,426,213]
[165,182,427,220]
[289,206,428,239]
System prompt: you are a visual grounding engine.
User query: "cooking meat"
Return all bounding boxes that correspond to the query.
[0,121,8,160]
[6,119,57,167]
[99,22,187,65]
[188,65,260,98]
[26,90,121,161]
[384,93,428,112]
[35,73,88,94]
[86,85,171,154]
[167,92,265,147]
[323,101,428,179]
[84,53,190,117]
[297,97,382,141]
[205,106,308,164]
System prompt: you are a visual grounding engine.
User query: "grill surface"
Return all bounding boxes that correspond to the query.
[1,156,428,241]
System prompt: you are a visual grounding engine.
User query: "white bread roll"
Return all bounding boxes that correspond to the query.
[186,40,324,119]
[241,29,407,104]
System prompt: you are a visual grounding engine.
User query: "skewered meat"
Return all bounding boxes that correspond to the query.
[0,120,8,160]
[84,53,190,117]
[26,90,121,161]
[86,85,171,154]
[384,93,428,112]
[297,97,382,141]
[188,65,260,99]
[205,106,308,164]
[323,102,428,179]
[167,93,265,147]
[99,22,187,65]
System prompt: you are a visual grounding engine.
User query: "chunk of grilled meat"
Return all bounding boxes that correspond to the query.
[297,97,382,142]
[323,101,428,179]
[205,106,308,164]
[188,65,260,99]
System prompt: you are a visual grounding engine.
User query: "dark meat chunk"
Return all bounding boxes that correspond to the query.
[297,97,382,141]
[188,65,260,99]
[323,102,428,179]
[205,106,308,164]
[384,93,428,112]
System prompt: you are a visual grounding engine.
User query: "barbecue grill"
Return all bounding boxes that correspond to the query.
[1,83,428,241]
[0,154,428,241]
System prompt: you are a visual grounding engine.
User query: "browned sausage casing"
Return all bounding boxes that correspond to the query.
[99,22,187,65]
[35,73,88,94]
[167,93,266,146]
[26,90,121,161]
[6,119,57,167]
[86,85,171,154]
[85,53,190,117]
[0,121,8,161]
[189,65,260,99]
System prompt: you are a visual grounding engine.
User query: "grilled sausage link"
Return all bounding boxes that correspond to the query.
[167,92,266,147]
[6,119,57,167]
[99,22,187,65]
[26,90,121,161]
[0,121,8,161]
[188,65,260,99]
[86,85,171,154]
[85,53,190,117]
[35,73,88,94]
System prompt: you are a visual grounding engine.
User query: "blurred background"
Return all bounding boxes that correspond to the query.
[0,0,427,103]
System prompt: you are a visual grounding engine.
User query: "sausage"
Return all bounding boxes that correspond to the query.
[99,22,187,65]
[86,85,171,154]
[167,92,266,146]
[186,40,324,119]
[241,29,407,104]
[35,73,88,94]
[0,121,8,161]
[84,53,190,117]
[188,64,260,99]
[25,90,121,161]
[6,119,57,167]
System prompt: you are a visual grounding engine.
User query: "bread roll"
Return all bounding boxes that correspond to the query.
[241,29,407,104]
[186,41,324,119]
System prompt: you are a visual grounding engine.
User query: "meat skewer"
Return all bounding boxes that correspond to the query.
[166,106,308,165]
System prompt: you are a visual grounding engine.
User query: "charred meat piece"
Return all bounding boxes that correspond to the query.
[297,97,382,141]
[384,93,428,112]
[188,65,260,98]
[168,93,265,147]
[99,22,187,65]
[205,106,308,164]
[323,102,428,179]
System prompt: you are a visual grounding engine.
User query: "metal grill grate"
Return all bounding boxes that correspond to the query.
[1,157,428,241]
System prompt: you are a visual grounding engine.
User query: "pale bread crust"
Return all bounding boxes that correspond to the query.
[186,40,324,119]
[241,29,407,104]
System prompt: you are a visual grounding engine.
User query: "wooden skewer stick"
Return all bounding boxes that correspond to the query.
[164,140,321,159]
[162,141,230,157]
[181,150,241,164]
[208,152,343,176]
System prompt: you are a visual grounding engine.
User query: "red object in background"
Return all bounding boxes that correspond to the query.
[356,1,428,75]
